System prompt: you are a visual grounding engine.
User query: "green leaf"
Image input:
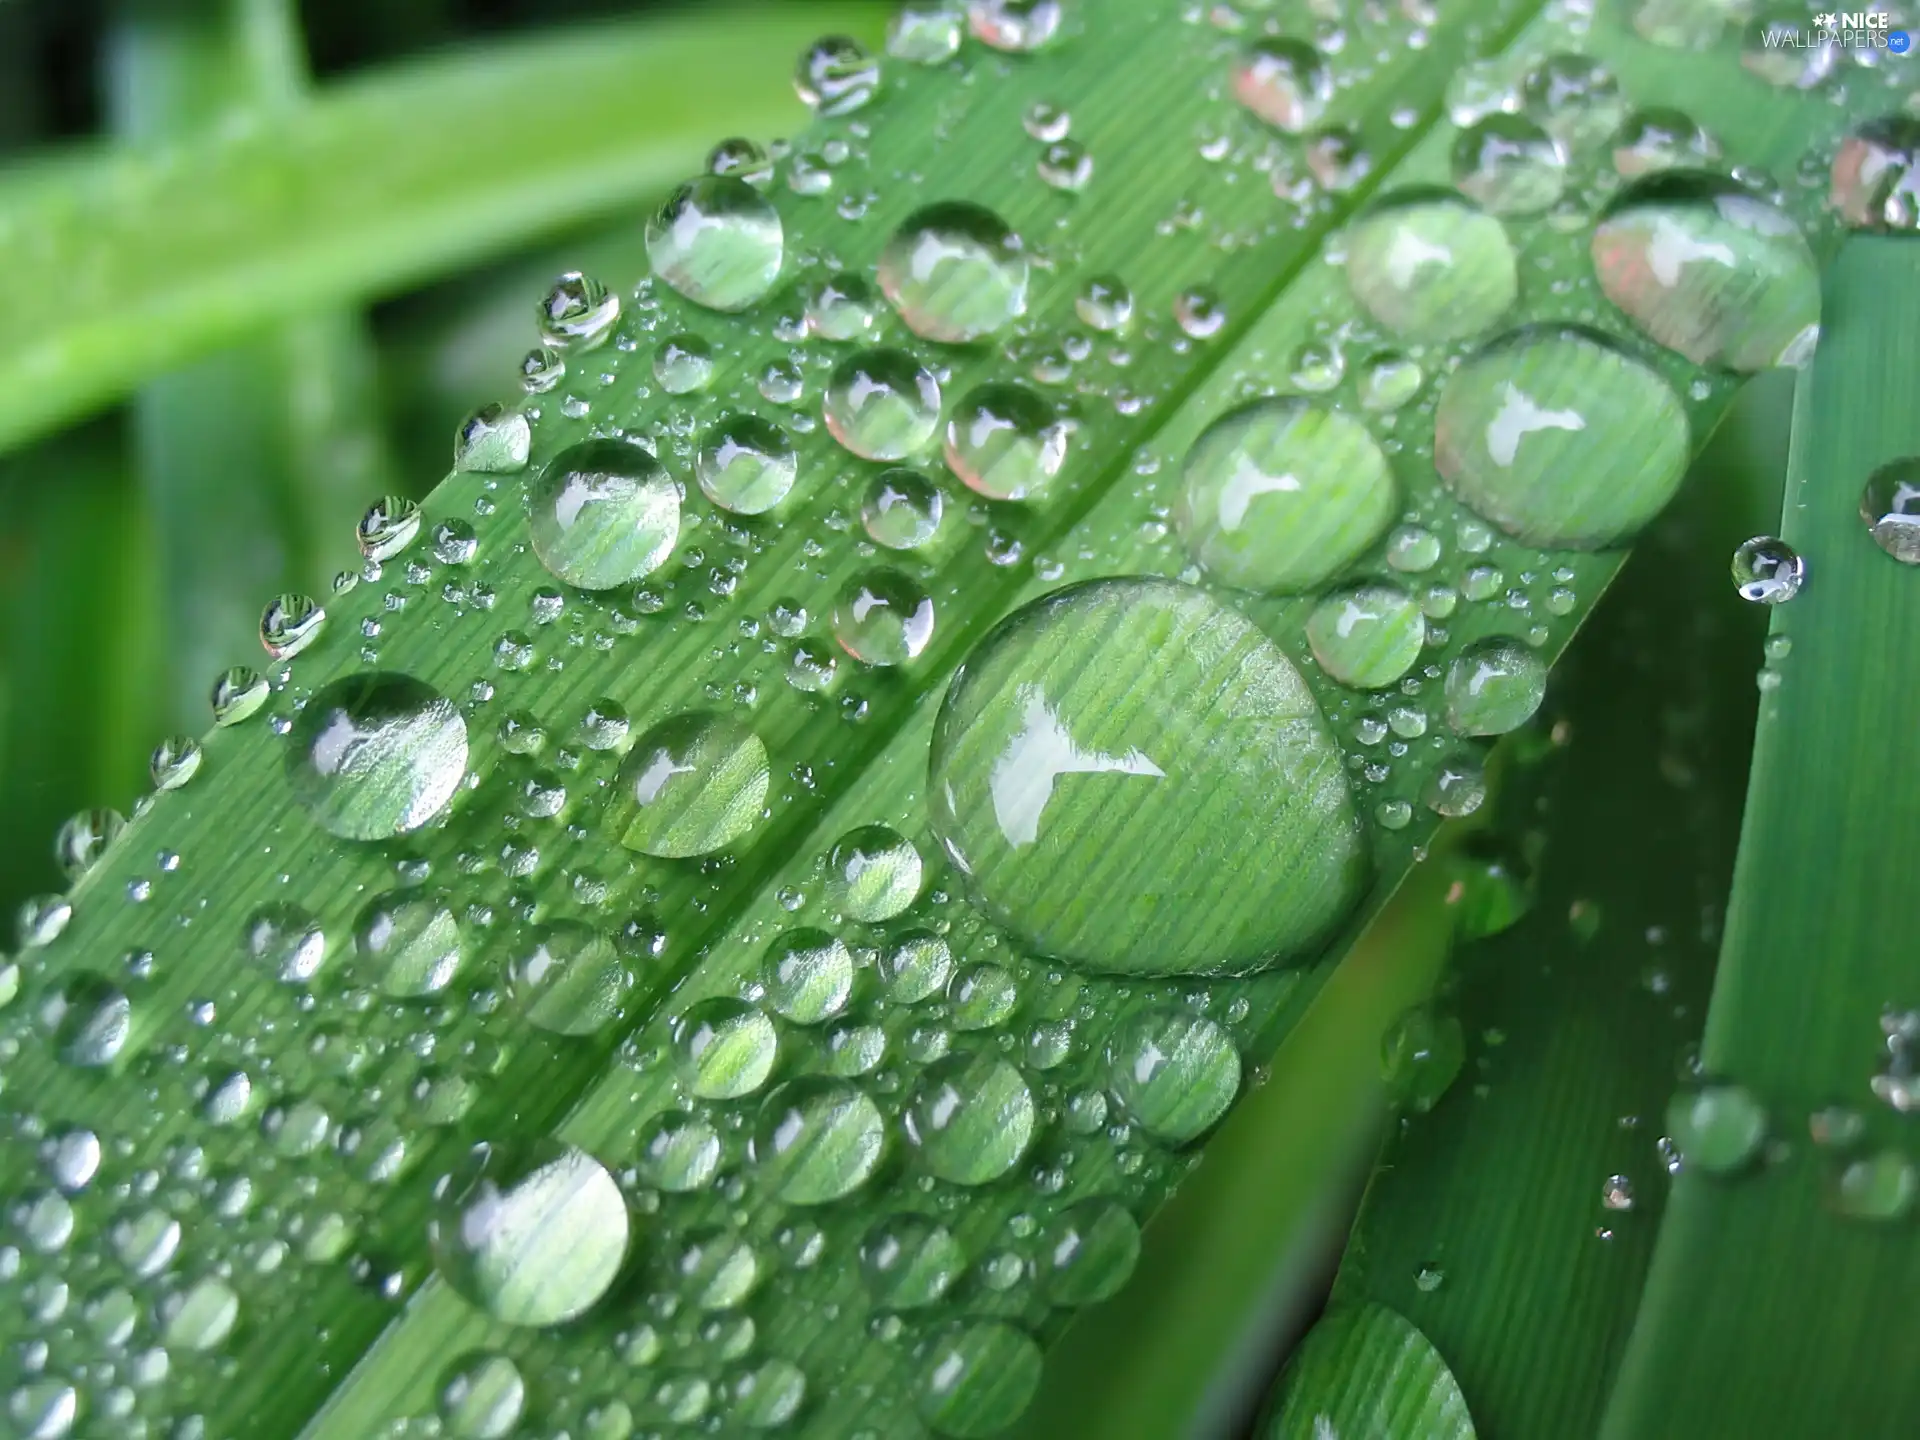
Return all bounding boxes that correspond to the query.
[0,6,1897,1440]
[1324,371,1788,1436]
[0,5,886,453]
[1602,237,1920,1437]
[1264,1302,1475,1439]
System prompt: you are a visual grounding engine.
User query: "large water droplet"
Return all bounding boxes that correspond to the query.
[862,468,945,550]
[1451,114,1566,215]
[929,578,1367,975]
[289,673,468,841]
[646,177,784,312]
[1610,107,1720,179]
[762,928,854,1024]
[1664,1082,1766,1174]
[879,203,1029,344]
[795,36,880,115]
[1730,535,1806,603]
[825,349,942,461]
[1444,637,1547,736]
[1861,457,1920,563]
[1108,1008,1241,1143]
[612,712,770,857]
[355,890,463,997]
[676,998,779,1099]
[1343,189,1517,344]
[1592,172,1820,371]
[944,383,1068,501]
[861,1214,966,1307]
[44,974,132,1067]
[833,569,936,666]
[1520,53,1626,148]
[1039,1200,1140,1305]
[825,824,923,920]
[1832,116,1920,232]
[507,922,631,1036]
[696,415,798,515]
[1434,325,1689,547]
[1232,38,1331,134]
[1306,584,1426,689]
[917,1322,1042,1438]
[530,439,681,590]
[439,1352,526,1440]
[1175,397,1396,593]
[429,1140,629,1327]
[905,1053,1036,1184]
[752,1078,886,1203]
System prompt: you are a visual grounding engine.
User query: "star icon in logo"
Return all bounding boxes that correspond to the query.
[1814,11,1837,25]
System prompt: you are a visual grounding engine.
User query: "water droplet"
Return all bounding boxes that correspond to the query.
[289,673,468,840]
[1602,1174,1636,1211]
[1174,286,1227,339]
[862,467,945,550]
[530,438,680,589]
[1038,1200,1140,1305]
[44,974,131,1067]
[1358,351,1423,412]
[654,333,715,395]
[211,665,269,726]
[1305,124,1371,192]
[708,136,773,187]
[429,1140,629,1326]
[538,271,620,349]
[1232,38,1331,134]
[1037,138,1094,191]
[1344,189,1517,344]
[753,1077,886,1203]
[890,2,965,61]
[1175,397,1396,593]
[1832,1148,1917,1221]
[646,177,784,312]
[520,345,565,394]
[1424,751,1487,817]
[260,593,325,660]
[150,734,203,790]
[162,1275,239,1350]
[1592,173,1820,372]
[862,1214,966,1307]
[931,578,1365,974]
[1108,1008,1240,1143]
[54,808,123,879]
[968,0,1062,52]
[637,1110,722,1192]
[1611,107,1719,178]
[696,414,798,515]
[762,928,854,1023]
[612,712,769,857]
[1434,325,1689,547]
[243,902,326,984]
[455,404,532,475]
[1665,1082,1767,1174]
[882,930,955,1002]
[1730,535,1806,603]
[1452,114,1566,215]
[677,998,779,1099]
[439,1352,526,1439]
[1861,457,1920,563]
[822,824,922,922]
[906,1053,1036,1183]
[507,922,630,1035]
[944,382,1068,501]
[1075,273,1133,332]
[832,569,936,666]
[1521,53,1625,148]
[879,202,1028,344]
[1445,636,1546,736]
[1306,584,1426,689]
[807,271,881,340]
[825,349,942,461]
[1832,115,1920,232]
[795,36,880,115]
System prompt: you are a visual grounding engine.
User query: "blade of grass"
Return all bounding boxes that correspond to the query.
[1602,236,1920,1438]
[1322,367,1787,1438]
[109,0,400,731]
[0,6,1898,1439]
[0,4,887,454]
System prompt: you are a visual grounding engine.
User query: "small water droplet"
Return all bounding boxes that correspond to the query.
[1730,535,1806,603]
[833,569,936,666]
[825,349,942,461]
[1232,38,1331,134]
[1445,636,1546,736]
[696,414,798,515]
[1452,114,1566,215]
[538,271,620,349]
[1665,1081,1767,1174]
[795,36,880,115]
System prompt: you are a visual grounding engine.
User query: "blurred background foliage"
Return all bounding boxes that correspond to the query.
[0,0,842,919]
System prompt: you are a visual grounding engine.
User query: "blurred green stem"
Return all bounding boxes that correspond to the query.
[108,0,393,730]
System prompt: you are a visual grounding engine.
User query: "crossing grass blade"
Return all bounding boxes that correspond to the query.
[0,5,886,454]
[0,5,1901,1439]
[1601,236,1920,1439]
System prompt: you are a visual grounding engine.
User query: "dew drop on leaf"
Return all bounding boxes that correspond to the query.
[824,348,942,461]
[832,569,937,666]
[861,1214,966,1308]
[676,998,779,1100]
[1232,38,1332,135]
[428,1140,630,1327]
[288,672,468,841]
[879,202,1029,344]
[1831,115,1920,232]
[696,414,798,515]
[646,176,784,312]
[506,921,631,1036]
[916,1321,1043,1438]
[751,1077,887,1203]
[1451,113,1566,215]
[944,382,1069,501]
[931,578,1364,974]
[905,1052,1036,1183]
[529,439,681,590]
[1343,189,1518,344]
[1107,1008,1240,1143]
[1306,583,1426,690]
[824,823,923,921]
[1730,535,1806,603]
[1860,457,1920,563]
